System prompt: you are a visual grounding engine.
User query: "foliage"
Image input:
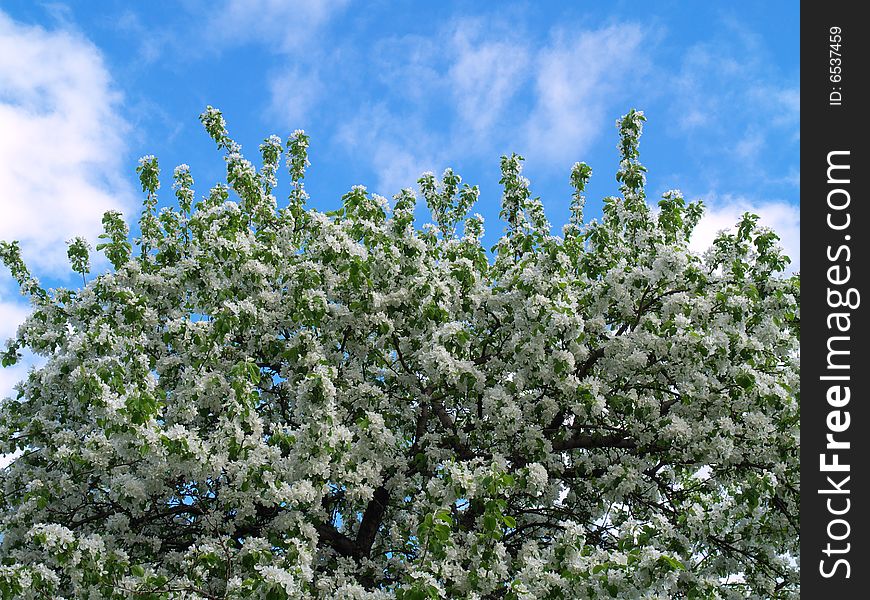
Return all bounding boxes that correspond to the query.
[0,108,799,599]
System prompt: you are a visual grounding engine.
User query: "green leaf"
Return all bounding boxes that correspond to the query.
[483,514,498,532]
[659,555,686,571]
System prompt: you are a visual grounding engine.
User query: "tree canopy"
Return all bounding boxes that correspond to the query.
[0,109,799,599]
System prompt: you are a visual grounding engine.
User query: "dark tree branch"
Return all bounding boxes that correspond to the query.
[355,485,390,560]
[315,523,356,558]
[552,432,637,451]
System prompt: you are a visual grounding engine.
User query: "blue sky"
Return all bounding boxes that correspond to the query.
[0,1,799,403]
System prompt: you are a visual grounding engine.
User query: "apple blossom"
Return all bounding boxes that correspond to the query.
[0,108,799,599]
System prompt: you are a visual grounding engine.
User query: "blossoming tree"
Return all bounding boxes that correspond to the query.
[0,109,799,599]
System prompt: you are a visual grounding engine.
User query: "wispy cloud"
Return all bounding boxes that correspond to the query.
[335,19,650,193]
[655,18,799,271]
[336,18,533,193]
[335,103,443,197]
[267,67,324,129]
[666,20,799,185]
[447,22,530,135]
[204,0,350,52]
[524,23,647,164]
[113,10,172,66]
[0,10,133,276]
[196,0,351,128]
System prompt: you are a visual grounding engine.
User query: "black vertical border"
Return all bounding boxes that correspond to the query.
[801,2,868,596]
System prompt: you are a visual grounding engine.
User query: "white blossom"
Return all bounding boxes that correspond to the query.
[0,108,799,598]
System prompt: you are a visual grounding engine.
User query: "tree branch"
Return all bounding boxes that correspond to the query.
[552,433,639,451]
[354,485,389,560]
[315,523,356,558]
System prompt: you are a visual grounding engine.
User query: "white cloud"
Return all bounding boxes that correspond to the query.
[0,449,23,470]
[0,11,133,276]
[0,294,29,344]
[114,10,171,65]
[336,20,532,195]
[0,289,32,396]
[0,289,36,458]
[337,20,650,193]
[750,85,800,146]
[733,129,760,158]
[370,142,436,200]
[689,196,800,274]
[0,359,29,401]
[205,0,350,52]
[335,104,441,197]
[448,24,529,134]
[200,1,350,129]
[372,34,444,104]
[268,67,323,129]
[525,24,647,164]
[2,288,43,472]
[1,12,116,460]
[666,26,799,180]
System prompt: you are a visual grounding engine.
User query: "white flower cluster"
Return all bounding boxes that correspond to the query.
[0,109,799,598]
